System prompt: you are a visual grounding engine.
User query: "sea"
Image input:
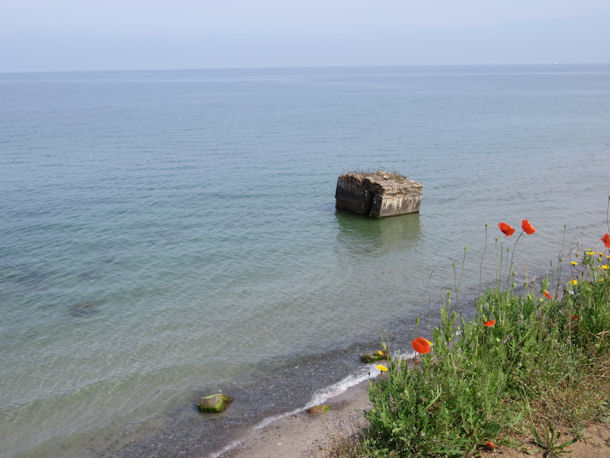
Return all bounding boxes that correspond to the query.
[1,65,609,457]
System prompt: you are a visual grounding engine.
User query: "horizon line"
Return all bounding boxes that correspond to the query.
[2,61,610,76]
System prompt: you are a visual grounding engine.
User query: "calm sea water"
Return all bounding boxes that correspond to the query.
[1,65,609,457]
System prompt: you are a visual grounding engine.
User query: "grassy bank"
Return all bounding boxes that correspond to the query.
[335,243,610,456]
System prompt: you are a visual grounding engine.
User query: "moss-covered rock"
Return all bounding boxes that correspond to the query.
[197,393,233,413]
[307,404,330,415]
[361,349,389,363]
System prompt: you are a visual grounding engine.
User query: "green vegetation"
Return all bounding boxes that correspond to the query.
[335,244,609,457]
[530,423,580,457]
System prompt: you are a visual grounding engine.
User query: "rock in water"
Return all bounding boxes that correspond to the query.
[69,301,99,317]
[335,171,423,218]
[361,349,389,363]
[197,393,233,413]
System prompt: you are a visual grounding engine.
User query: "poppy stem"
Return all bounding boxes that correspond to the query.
[480,224,488,294]
[554,225,567,299]
[507,231,523,289]
[498,239,503,292]
[606,195,609,233]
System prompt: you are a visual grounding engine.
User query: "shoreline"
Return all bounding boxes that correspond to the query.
[219,384,610,458]
[211,350,418,458]
[218,376,372,457]
[216,290,610,458]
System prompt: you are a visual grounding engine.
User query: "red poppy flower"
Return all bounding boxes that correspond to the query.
[498,222,515,236]
[571,314,579,321]
[411,337,431,354]
[483,319,496,327]
[543,290,553,299]
[521,219,536,235]
[484,440,496,449]
[602,233,610,248]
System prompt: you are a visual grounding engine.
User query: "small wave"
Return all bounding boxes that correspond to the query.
[210,350,421,458]
[209,363,379,457]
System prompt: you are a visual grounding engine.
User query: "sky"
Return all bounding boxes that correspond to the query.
[1,0,610,72]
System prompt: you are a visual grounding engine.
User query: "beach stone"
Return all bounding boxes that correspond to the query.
[361,349,389,363]
[197,393,233,413]
[307,404,330,415]
[335,171,423,218]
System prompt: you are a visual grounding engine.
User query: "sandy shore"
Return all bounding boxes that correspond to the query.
[219,378,372,457]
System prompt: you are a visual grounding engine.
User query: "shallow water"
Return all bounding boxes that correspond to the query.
[1,65,609,456]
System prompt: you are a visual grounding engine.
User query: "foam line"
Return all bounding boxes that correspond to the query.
[210,364,378,457]
[211,350,420,457]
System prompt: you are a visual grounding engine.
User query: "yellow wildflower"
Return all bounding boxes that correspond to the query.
[569,279,578,286]
[376,364,388,372]
[586,250,594,256]
[571,261,578,266]
[377,350,384,356]
[602,265,608,270]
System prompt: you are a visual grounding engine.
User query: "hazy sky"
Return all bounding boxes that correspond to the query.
[1,0,610,72]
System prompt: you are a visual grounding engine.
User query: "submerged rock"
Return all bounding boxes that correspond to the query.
[69,301,99,317]
[197,393,233,413]
[361,349,389,363]
[335,171,423,218]
[307,404,330,415]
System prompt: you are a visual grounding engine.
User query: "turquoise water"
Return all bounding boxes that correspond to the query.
[1,65,609,456]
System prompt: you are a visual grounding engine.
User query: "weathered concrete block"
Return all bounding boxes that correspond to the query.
[335,171,422,218]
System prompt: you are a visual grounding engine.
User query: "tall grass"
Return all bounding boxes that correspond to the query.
[357,241,609,456]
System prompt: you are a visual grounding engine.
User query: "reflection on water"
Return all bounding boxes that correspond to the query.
[335,210,422,256]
